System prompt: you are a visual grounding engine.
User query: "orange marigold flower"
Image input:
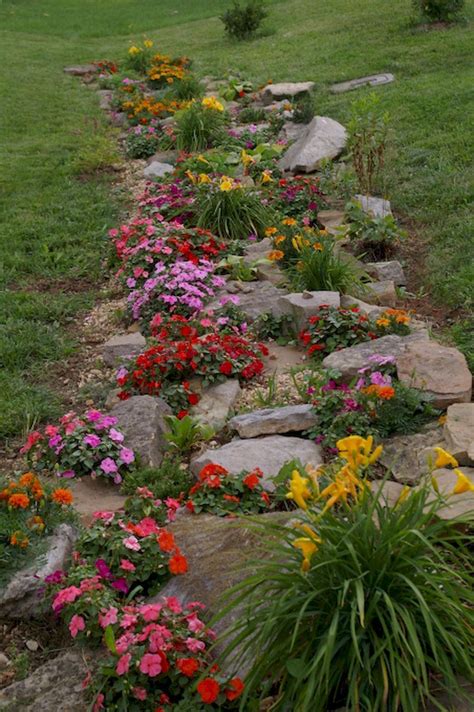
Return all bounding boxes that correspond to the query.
[8,493,30,509]
[10,531,29,548]
[268,250,284,261]
[52,488,73,505]
[264,226,278,236]
[19,472,37,487]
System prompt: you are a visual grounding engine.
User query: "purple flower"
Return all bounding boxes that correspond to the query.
[370,371,392,386]
[119,447,135,465]
[111,578,129,594]
[100,457,118,474]
[116,367,129,380]
[368,354,395,365]
[83,433,101,448]
[45,570,66,585]
[96,559,114,580]
[48,434,62,448]
[86,410,102,422]
[59,470,76,479]
[109,428,124,443]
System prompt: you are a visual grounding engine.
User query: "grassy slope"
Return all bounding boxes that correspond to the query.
[0,0,472,440]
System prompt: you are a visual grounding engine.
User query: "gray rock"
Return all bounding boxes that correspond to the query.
[360,280,397,306]
[278,116,347,173]
[426,680,474,712]
[63,64,97,76]
[109,111,127,127]
[278,290,340,329]
[0,654,9,669]
[397,342,472,409]
[331,73,395,94]
[143,161,174,179]
[0,649,94,711]
[354,194,392,218]
[110,395,171,467]
[147,150,179,165]
[380,428,444,484]
[0,525,77,619]
[370,479,406,506]
[322,332,429,382]
[191,435,323,490]
[429,468,474,520]
[229,404,317,438]
[443,403,474,466]
[190,380,241,432]
[262,81,315,105]
[340,294,387,317]
[218,281,288,321]
[365,261,406,286]
[262,99,293,114]
[97,89,113,110]
[280,121,308,142]
[102,332,146,367]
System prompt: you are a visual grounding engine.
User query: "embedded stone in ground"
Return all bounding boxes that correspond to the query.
[229,404,317,438]
[322,332,429,382]
[97,89,113,110]
[191,435,323,489]
[380,427,444,484]
[428,468,474,520]
[147,150,179,165]
[190,380,241,432]
[370,479,406,506]
[278,290,340,329]
[278,116,347,173]
[110,395,172,467]
[443,403,474,466]
[0,525,77,619]
[330,73,395,94]
[102,332,146,367]
[63,64,97,75]
[219,281,288,321]
[360,280,397,306]
[143,161,174,179]
[340,294,386,317]
[396,342,472,409]
[353,194,392,218]
[67,477,126,522]
[261,81,315,105]
[365,261,406,286]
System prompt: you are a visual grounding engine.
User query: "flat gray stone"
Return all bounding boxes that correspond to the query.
[397,342,472,409]
[229,404,317,438]
[380,428,444,484]
[429,468,474,520]
[262,81,315,105]
[102,332,146,367]
[97,89,113,110]
[331,73,395,94]
[143,161,174,179]
[110,111,127,127]
[360,280,397,306]
[0,525,77,619]
[365,261,406,286]
[354,194,392,218]
[191,435,323,490]
[340,294,386,317]
[279,116,347,173]
[147,150,179,165]
[443,403,474,466]
[280,121,308,142]
[370,479,406,506]
[322,332,429,382]
[190,380,241,432]
[278,290,340,329]
[63,64,97,76]
[110,395,171,467]
[217,281,288,321]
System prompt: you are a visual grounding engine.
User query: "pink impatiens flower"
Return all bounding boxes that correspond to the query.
[100,457,118,474]
[123,536,141,551]
[120,559,136,573]
[132,688,148,701]
[98,606,119,629]
[139,653,163,677]
[119,447,135,465]
[116,653,132,676]
[69,614,86,638]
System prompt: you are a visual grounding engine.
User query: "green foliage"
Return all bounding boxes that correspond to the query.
[221,76,254,101]
[121,456,193,500]
[292,92,315,124]
[197,184,274,240]
[124,127,161,159]
[288,236,363,293]
[175,101,226,152]
[72,131,120,175]
[172,74,204,101]
[375,381,439,437]
[450,319,474,371]
[219,482,474,711]
[344,199,406,261]
[318,158,357,200]
[252,312,295,342]
[347,92,390,195]
[412,0,465,21]
[237,106,266,123]
[164,414,214,452]
[217,253,269,281]
[220,1,268,41]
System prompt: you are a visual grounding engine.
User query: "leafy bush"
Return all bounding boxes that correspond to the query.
[120,456,193,500]
[220,441,473,711]
[264,176,324,223]
[413,0,464,21]
[175,99,227,152]
[164,415,214,452]
[124,124,163,159]
[186,463,271,516]
[220,1,268,40]
[347,93,390,194]
[172,74,204,101]
[237,106,266,123]
[344,199,405,261]
[292,93,315,124]
[124,39,155,74]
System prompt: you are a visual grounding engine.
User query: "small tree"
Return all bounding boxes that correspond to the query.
[412,0,465,22]
[347,92,390,195]
[220,1,267,41]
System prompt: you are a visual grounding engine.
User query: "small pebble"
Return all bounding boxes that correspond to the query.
[26,640,39,652]
[0,652,10,668]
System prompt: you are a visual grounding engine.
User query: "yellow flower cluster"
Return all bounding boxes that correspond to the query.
[376,308,411,329]
[432,447,474,494]
[219,175,236,192]
[202,96,225,112]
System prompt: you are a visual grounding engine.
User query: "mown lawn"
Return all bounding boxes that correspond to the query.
[0,0,472,440]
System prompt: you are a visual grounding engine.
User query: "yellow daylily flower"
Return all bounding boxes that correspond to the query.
[261,170,273,183]
[282,217,297,226]
[219,176,234,192]
[144,39,154,49]
[185,169,196,184]
[265,226,278,236]
[285,470,312,510]
[240,149,255,167]
[202,96,224,112]
[293,537,319,572]
[128,45,141,56]
[433,447,458,470]
[198,173,211,183]
[336,435,383,471]
[197,154,210,164]
[452,469,474,495]
[396,485,411,506]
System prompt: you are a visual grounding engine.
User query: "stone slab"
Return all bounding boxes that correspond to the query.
[380,427,444,484]
[443,403,474,466]
[365,261,406,286]
[110,395,171,468]
[143,161,174,179]
[278,290,340,329]
[190,380,241,432]
[262,82,315,105]
[64,64,97,76]
[229,404,317,438]
[331,73,395,94]
[354,194,392,218]
[102,332,146,367]
[278,116,347,173]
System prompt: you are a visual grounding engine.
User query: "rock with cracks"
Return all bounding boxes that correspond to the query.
[279,290,340,330]
[229,404,317,438]
[102,332,146,367]
[110,395,172,468]
[278,116,347,173]
[443,403,474,466]
[380,428,444,484]
[190,380,241,432]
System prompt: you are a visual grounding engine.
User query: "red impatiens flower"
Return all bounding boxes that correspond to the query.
[197,678,220,704]
[157,529,176,552]
[169,551,188,575]
[225,677,245,701]
[176,657,200,677]
[219,360,233,376]
[242,472,261,490]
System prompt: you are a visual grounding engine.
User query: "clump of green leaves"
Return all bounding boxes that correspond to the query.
[172,75,204,101]
[344,199,406,260]
[288,235,364,293]
[220,1,268,41]
[347,92,390,194]
[238,106,267,123]
[164,415,214,453]
[292,93,315,124]
[197,182,274,240]
[412,0,464,21]
[120,455,192,500]
[175,102,227,152]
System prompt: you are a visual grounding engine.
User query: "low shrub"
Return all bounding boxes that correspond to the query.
[219,439,474,711]
[172,74,204,101]
[186,463,271,516]
[124,124,163,159]
[125,39,155,74]
[344,199,406,261]
[120,455,193,501]
[292,92,315,124]
[164,415,214,452]
[412,0,464,21]
[264,175,324,223]
[175,98,227,152]
[220,1,268,41]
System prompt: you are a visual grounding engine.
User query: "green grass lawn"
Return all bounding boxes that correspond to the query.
[0,0,472,441]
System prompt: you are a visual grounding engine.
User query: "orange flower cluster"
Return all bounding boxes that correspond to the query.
[376,308,411,329]
[148,53,188,85]
[362,384,396,400]
[122,96,189,125]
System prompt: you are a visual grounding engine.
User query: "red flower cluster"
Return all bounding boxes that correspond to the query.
[300,305,377,359]
[186,464,271,516]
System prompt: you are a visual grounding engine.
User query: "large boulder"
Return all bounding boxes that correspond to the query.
[278,116,347,173]
[191,435,323,489]
[278,291,340,330]
[396,342,472,409]
[190,380,241,432]
[365,261,406,286]
[354,194,392,218]
[340,294,386,317]
[143,161,174,179]
[110,395,172,467]
[360,280,397,306]
[101,332,146,367]
[229,404,317,438]
[261,81,314,105]
[429,467,474,520]
[216,281,288,321]
[0,525,77,619]
[380,427,444,484]
[443,403,474,466]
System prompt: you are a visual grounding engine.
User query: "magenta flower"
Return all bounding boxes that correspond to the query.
[119,447,135,465]
[83,433,101,448]
[109,428,124,443]
[100,457,118,474]
[59,469,76,479]
[69,614,86,639]
[86,410,102,422]
[116,653,131,676]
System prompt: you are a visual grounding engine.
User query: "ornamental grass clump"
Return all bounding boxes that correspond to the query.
[218,437,474,711]
[175,98,227,152]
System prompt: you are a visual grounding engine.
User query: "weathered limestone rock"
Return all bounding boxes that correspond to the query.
[143,161,174,179]
[370,479,406,506]
[331,73,395,94]
[220,281,288,321]
[340,294,386,317]
[67,477,126,522]
[278,290,340,329]
[97,89,113,110]
[147,150,179,165]
[443,403,474,465]
[397,342,472,409]
[0,525,77,619]
[278,116,347,173]
[191,435,323,489]
[229,404,317,438]
[0,650,94,711]
[63,64,97,76]
[361,280,397,306]
[102,332,146,367]
[354,194,392,218]
[365,261,406,286]
[429,468,474,520]
[190,380,241,432]
[262,81,315,105]
[110,395,171,467]
[280,121,308,142]
[322,332,429,382]
[380,428,444,484]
